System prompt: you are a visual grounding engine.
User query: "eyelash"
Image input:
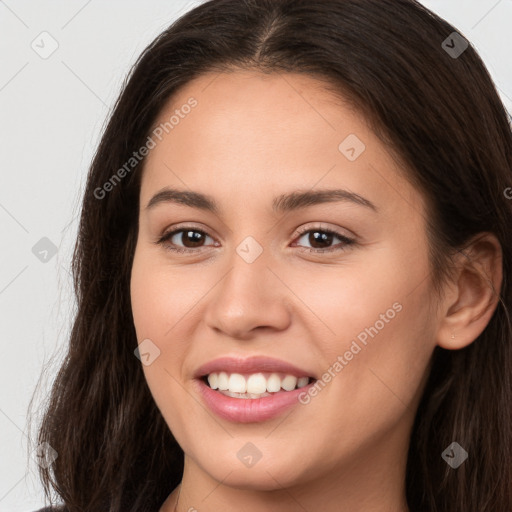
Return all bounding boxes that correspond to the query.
[155,224,355,254]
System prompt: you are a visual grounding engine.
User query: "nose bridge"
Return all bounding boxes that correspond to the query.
[220,234,275,309]
[203,234,291,337]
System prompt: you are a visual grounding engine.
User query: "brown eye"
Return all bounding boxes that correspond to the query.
[173,229,207,248]
[156,227,216,253]
[155,225,355,255]
[292,227,355,253]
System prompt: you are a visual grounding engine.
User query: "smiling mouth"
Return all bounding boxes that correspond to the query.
[199,372,317,399]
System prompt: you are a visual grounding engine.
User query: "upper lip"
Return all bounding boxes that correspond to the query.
[194,355,317,379]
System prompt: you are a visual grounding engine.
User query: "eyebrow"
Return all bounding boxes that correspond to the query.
[145,187,378,214]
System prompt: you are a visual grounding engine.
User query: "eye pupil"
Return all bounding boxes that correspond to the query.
[309,231,333,248]
[182,230,204,247]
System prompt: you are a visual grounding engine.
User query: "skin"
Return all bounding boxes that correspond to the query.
[129,69,502,512]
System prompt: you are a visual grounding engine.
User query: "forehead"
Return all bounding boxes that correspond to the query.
[140,70,424,221]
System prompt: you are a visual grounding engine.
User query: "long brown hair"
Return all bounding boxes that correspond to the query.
[28,0,512,510]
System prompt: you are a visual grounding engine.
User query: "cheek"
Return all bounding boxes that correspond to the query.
[130,248,196,438]
[284,243,430,352]
[130,247,180,379]
[130,246,192,340]
[303,255,434,441]
[287,240,433,394]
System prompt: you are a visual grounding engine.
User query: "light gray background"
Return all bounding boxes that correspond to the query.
[0,1,511,510]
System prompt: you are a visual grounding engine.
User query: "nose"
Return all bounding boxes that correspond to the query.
[203,245,292,340]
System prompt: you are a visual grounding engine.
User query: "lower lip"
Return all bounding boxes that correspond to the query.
[194,378,317,423]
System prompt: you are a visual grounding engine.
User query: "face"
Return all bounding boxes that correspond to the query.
[130,69,438,494]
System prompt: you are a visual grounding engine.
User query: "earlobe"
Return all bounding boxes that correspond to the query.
[435,232,503,350]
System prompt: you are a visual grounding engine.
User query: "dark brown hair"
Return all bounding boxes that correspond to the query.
[28,0,512,510]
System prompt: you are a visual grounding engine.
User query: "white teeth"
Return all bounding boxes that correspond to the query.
[205,371,312,394]
[221,390,272,399]
[246,373,267,394]
[297,376,309,388]
[266,373,281,392]
[207,373,218,390]
[217,372,229,390]
[281,375,297,391]
[228,373,246,393]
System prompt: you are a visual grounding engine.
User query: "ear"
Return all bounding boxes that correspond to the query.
[435,232,503,350]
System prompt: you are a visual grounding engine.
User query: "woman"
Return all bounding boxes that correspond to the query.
[29,0,512,510]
